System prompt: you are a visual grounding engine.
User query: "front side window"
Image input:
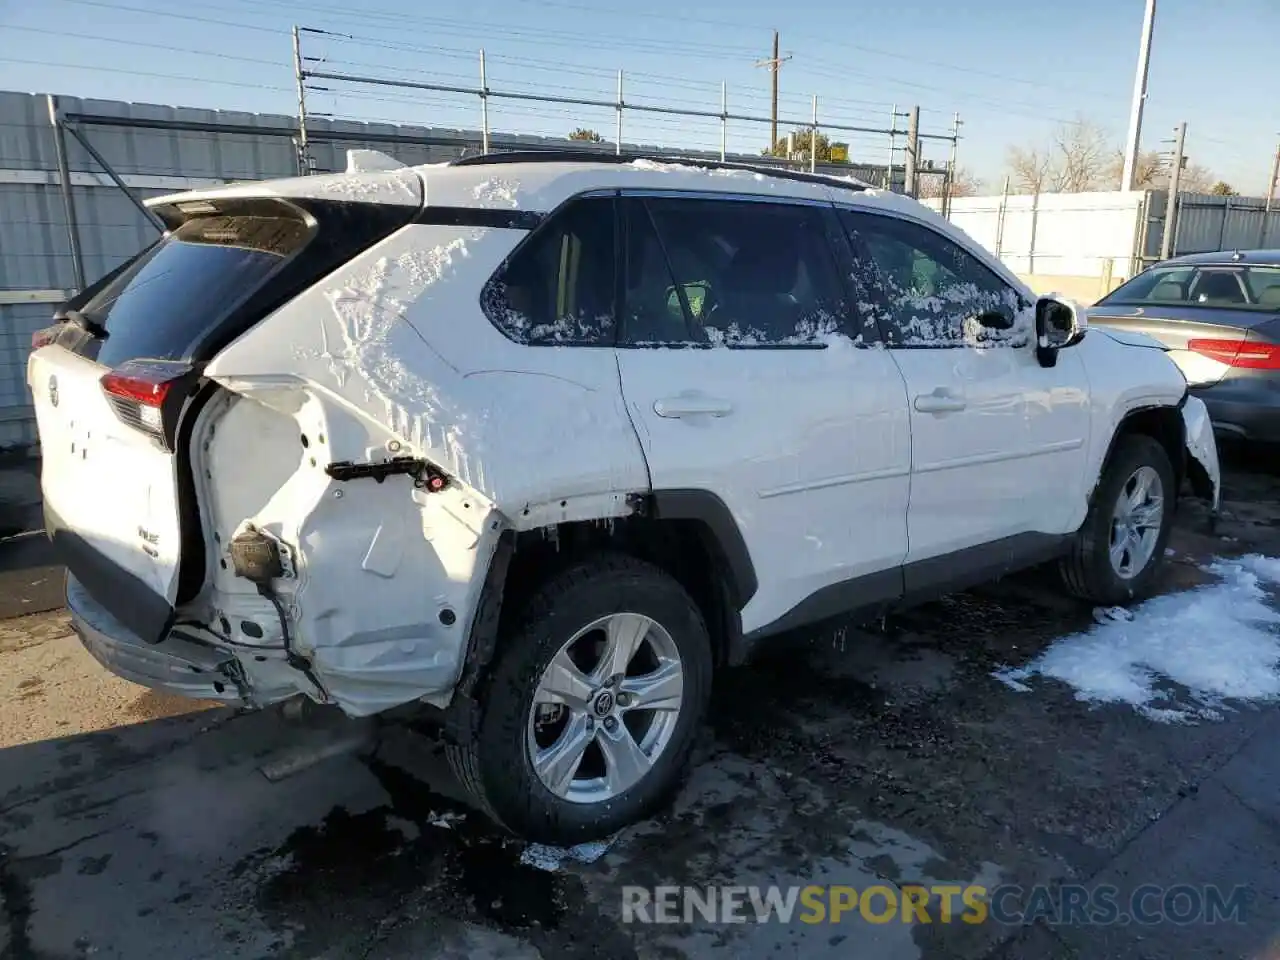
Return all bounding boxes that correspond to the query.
[481,197,616,345]
[636,197,852,346]
[838,209,1027,347]
[1099,264,1280,310]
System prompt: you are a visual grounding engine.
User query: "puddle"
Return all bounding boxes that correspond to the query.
[236,749,570,957]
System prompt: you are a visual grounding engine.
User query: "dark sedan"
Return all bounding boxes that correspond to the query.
[1089,249,1280,444]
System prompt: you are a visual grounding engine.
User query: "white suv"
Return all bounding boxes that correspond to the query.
[28,151,1220,843]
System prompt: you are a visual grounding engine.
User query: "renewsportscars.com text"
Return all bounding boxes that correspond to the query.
[621,884,1248,926]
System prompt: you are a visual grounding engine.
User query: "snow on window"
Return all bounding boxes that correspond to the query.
[839,209,1031,348]
[641,197,853,348]
[874,283,1032,347]
[481,197,616,346]
[701,311,845,348]
[482,278,613,344]
[994,555,1280,722]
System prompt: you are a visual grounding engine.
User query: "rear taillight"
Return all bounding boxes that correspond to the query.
[100,359,195,448]
[1187,338,1280,370]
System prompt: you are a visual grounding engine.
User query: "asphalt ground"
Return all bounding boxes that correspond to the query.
[1,448,1278,959]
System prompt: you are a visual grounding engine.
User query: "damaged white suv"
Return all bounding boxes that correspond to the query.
[29,150,1219,843]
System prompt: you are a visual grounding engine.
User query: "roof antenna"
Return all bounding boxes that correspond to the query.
[1231,249,1245,261]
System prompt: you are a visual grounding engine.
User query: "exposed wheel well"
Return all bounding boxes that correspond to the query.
[498,517,742,670]
[1103,405,1186,496]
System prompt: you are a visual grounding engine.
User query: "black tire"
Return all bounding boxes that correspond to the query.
[1060,434,1176,605]
[446,553,713,844]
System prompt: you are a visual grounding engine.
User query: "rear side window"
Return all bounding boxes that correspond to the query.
[1100,264,1280,310]
[481,197,617,345]
[638,197,851,346]
[82,213,310,369]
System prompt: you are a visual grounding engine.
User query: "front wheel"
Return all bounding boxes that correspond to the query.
[447,554,712,844]
[1060,434,1176,605]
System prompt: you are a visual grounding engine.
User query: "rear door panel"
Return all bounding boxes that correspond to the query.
[613,194,911,635]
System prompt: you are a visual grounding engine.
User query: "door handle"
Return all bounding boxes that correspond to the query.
[654,392,734,418]
[914,387,967,414]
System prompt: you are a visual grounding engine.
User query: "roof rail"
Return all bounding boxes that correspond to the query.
[450,150,871,193]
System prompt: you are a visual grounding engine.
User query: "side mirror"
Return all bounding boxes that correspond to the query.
[1035,296,1086,368]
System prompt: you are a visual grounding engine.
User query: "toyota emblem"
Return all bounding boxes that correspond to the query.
[48,374,58,408]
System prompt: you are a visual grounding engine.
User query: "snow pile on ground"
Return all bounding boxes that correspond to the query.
[519,837,616,872]
[995,555,1280,722]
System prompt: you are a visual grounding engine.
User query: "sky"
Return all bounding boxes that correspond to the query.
[0,0,1275,193]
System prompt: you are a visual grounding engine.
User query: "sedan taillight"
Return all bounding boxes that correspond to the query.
[1186,338,1280,370]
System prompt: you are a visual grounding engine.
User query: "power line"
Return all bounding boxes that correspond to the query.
[7,25,288,69]
[289,0,1127,101]
[45,0,1104,125]
[0,55,294,94]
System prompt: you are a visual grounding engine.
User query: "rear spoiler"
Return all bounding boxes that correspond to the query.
[146,153,424,219]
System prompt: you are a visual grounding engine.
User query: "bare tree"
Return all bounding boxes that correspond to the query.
[1054,118,1110,192]
[918,166,983,199]
[1006,145,1054,193]
[1106,149,1217,193]
[1007,116,1220,194]
[1174,163,1215,194]
[1005,117,1111,193]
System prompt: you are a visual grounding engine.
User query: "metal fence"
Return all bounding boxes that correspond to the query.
[1159,193,1280,257]
[0,82,956,453]
[291,26,961,198]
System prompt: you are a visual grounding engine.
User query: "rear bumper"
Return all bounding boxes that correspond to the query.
[1192,377,1280,444]
[67,574,244,704]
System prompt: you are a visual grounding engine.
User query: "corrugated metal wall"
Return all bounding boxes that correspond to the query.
[1168,194,1280,256]
[0,89,893,452]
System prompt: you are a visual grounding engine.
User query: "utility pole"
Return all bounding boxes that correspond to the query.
[904,105,920,199]
[1121,0,1157,191]
[292,25,310,176]
[755,30,792,152]
[1160,121,1186,261]
[943,112,963,218]
[885,103,899,190]
[1260,139,1280,247]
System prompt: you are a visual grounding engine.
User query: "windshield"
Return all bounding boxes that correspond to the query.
[1099,264,1280,311]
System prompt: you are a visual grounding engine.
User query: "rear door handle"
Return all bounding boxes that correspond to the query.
[654,392,734,418]
[914,387,967,414]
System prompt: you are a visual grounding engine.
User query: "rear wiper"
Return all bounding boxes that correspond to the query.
[59,309,109,340]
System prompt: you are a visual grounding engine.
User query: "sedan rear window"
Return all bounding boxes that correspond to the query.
[1100,264,1280,311]
[77,213,311,368]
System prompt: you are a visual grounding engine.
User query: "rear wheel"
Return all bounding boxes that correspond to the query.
[447,554,712,844]
[1060,434,1175,605]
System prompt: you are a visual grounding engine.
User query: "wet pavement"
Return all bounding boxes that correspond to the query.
[2,449,1280,959]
